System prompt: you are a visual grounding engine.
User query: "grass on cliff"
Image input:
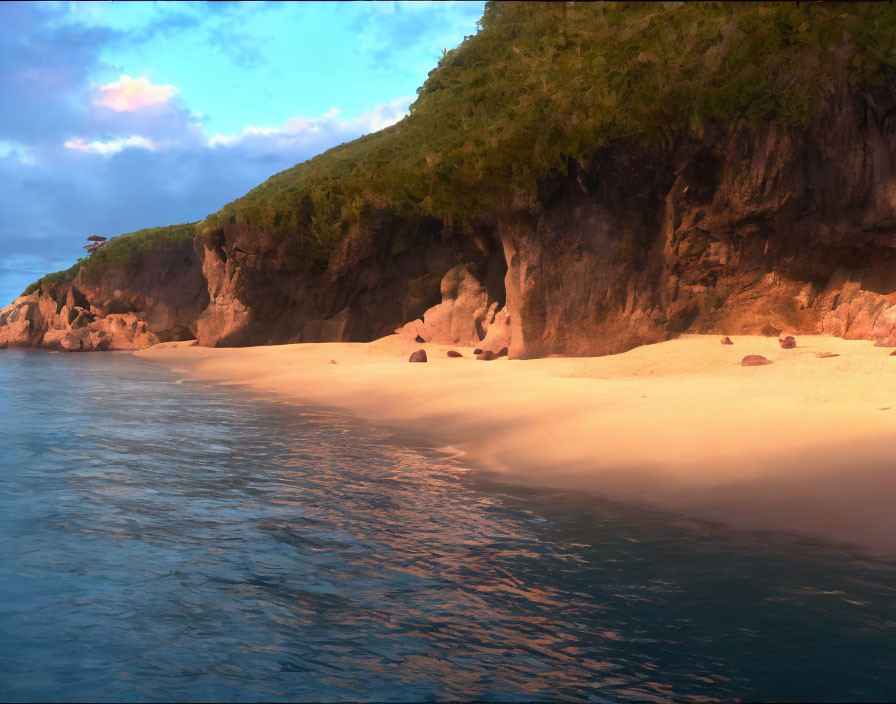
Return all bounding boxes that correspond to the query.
[201,1,896,262]
[21,223,197,297]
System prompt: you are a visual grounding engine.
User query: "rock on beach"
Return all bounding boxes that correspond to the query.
[742,354,773,366]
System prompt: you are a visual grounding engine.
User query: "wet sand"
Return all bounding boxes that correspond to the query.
[137,334,896,555]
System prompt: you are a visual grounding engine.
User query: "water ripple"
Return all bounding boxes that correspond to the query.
[0,349,894,702]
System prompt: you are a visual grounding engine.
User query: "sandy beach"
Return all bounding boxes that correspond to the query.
[136,334,896,556]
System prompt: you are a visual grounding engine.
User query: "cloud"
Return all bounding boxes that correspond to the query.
[64,135,156,155]
[208,96,414,153]
[94,74,180,111]
[358,96,414,132]
[0,1,480,305]
[62,95,412,158]
[0,92,417,304]
[0,4,116,146]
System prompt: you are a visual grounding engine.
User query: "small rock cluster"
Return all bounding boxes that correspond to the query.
[408,346,509,362]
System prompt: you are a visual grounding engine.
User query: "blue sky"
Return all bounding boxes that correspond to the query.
[0,0,485,305]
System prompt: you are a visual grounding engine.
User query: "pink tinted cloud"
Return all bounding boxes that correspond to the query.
[64,136,156,155]
[94,75,180,112]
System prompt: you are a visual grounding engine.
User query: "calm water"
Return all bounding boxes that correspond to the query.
[0,350,894,703]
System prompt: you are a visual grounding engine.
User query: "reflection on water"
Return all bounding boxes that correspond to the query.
[0,349,894,703]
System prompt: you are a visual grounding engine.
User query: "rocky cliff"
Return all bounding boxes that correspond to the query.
[494,82,896,358]
[189,81,896,358]
[4,4,896,356]
[1,235,207,351]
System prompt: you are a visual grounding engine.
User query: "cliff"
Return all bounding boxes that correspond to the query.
[4,2,896,355]
[1,225,207,350]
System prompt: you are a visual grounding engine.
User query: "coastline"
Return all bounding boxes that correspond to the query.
[136,334,896,556]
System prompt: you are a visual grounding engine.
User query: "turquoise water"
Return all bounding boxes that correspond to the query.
[0,349,894,703]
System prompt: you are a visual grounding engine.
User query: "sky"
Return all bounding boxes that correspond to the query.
[0,0,485,305]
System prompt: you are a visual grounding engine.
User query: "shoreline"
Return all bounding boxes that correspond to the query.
[136,334,896,556]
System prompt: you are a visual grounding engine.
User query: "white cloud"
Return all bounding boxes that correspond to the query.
[61,95,413,160]
[208,96,414,151]
[94,75,180,112]
[64,135,156,155]
[356,96,414,132]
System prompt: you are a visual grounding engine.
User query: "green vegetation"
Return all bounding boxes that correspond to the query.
[202,2,896,263]
[21,223,197,297]
[82,222,197,275]
[27,2,896,289]
[21,261,85,297]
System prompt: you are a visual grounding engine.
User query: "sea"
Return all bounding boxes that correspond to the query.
[0,348,894,703]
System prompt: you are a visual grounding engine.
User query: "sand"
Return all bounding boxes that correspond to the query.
[136,334,896,556]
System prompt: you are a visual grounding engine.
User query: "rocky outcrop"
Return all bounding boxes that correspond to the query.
[395,263,506,347]
[0,290,159,351]
[0,237,206,351]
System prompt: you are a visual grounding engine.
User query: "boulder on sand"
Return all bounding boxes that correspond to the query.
[779,336,796,349]
[473,348,483,355]
[409,349,427,363]
[415,335,426,343]
[742,354,773,366]
[721,336,733,345]
[446,350,463,358]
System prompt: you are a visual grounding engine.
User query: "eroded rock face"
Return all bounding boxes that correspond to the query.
[395,263,509,347]
[496,82,896,358]
[195,213,501,347]
[0,293,160,351]
[0,237,206,351]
